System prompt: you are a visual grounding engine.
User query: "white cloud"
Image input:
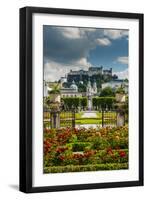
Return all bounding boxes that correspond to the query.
[44,26,97,64]
[96,38,111,46]
[104,30,128,39]
[74,58,91,67]
[44,58,91,82]
[59,27,98,39]
[59,27,81,39]
[44,27,129,82]
[113,68,128,79]
[116,56,128,64]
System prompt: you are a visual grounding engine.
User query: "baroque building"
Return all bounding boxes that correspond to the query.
[60,80,83,98]
[86,79,97,96]
[60,79,98,98]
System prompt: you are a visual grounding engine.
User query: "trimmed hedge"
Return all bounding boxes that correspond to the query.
[44,163,128,173]
[92,97,115,110]
[80,97,87,110]
[62,97,87,110]
[62,97,115,110]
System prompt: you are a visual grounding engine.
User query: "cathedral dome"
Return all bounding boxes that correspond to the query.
[70,80,78,91]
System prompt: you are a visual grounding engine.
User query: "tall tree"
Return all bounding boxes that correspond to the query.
[100,87,114,97]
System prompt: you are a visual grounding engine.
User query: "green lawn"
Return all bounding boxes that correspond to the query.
[96,111,116,118]
[76,111,116,125]
[76,118,102,125]
[75,112,83,119]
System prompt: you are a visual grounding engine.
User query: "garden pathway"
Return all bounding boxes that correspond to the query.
[76,124,101,129]
[81,111,97,118]
[76,111,99,129]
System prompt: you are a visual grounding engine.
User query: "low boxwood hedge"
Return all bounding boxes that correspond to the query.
[71,142,91,152]
[44,163,128,173]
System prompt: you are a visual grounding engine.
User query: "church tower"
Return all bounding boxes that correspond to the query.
[93,80,97,94]
[87,78,92,110]
[87,78,92,96]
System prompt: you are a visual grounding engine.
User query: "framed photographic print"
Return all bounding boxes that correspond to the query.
[19,7,144,193]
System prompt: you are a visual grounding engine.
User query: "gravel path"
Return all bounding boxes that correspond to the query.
[81,111,97,118]
[76,124,101,129]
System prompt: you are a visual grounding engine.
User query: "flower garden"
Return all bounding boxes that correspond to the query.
[44,125,128,173]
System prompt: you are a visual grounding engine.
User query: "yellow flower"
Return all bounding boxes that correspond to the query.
[115,136,120,140]
[96,132,101,137]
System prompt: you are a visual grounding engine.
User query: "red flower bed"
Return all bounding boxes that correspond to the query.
[44,126,128,171]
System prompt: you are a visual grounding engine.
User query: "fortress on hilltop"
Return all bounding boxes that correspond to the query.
[66,66,118,83]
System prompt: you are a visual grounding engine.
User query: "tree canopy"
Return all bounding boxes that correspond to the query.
[100,87,115,97]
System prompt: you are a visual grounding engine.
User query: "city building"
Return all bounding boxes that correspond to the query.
[86,79,97,96]
[60,80,83,97]
[60,79,98,98]
[60,76,67,86]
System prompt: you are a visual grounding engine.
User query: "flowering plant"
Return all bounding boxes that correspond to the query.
[44,125,128,172]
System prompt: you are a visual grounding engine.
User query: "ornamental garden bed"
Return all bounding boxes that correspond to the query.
[44,126,128,173]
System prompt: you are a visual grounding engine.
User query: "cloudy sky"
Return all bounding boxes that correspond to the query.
[43,26,128,82]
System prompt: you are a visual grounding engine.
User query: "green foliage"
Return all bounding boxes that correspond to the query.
[109,137,128,149]
[61,97,78,110]
[124,78,128,83]
[116,87,125,94]
[49,84,61,94]
[80,97,87,110]
[92,97,115,110]
[44,163,128,173]
[62,97,87,110]
[78,83,86,92]
[72,142,91,152]
[92,137,110,150]
[44,96,50,107]
[100,87,115,97]
[69,135,78,143]
[124,95,128,113]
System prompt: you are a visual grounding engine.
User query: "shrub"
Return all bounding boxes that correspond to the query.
[62,97,80,110]
[80,97,87,110]
[62,97,88,111]
[92,97,115,110]
[92,137,110,150]
[72,142,91,152]
[100,87,115,97]
[44,163,128,173]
